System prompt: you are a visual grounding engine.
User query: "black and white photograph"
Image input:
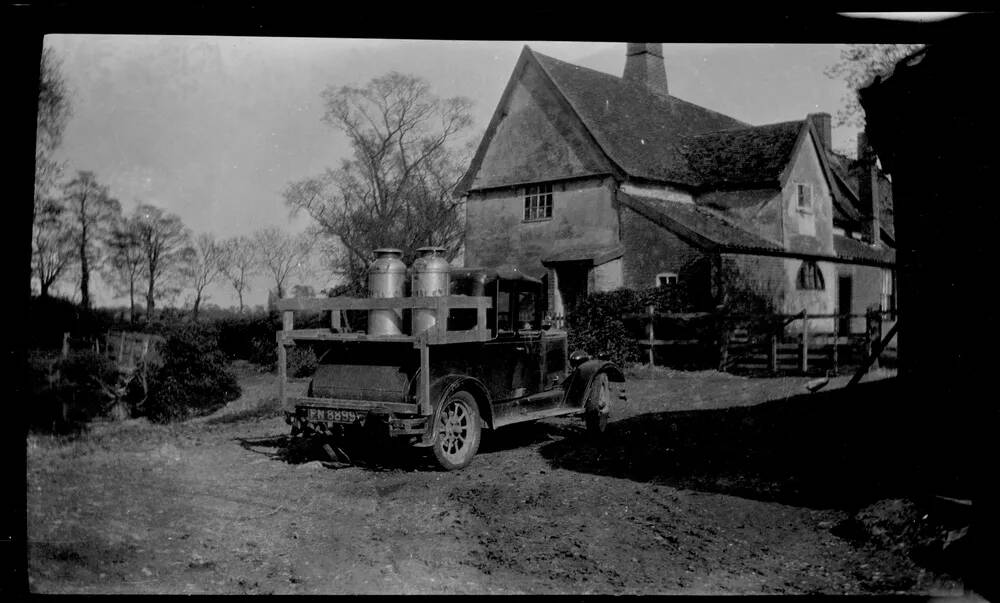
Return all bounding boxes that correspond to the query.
[12,7,998,597]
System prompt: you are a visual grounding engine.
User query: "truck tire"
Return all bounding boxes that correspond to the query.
[585,372,611,435]
[432,390,482,470]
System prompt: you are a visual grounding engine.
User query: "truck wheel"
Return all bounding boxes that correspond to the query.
[432,390,482,470]
[585,372,611,435]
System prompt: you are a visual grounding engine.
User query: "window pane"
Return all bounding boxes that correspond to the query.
[518,291,536,326]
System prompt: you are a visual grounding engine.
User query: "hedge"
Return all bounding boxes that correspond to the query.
[566,285,697,368]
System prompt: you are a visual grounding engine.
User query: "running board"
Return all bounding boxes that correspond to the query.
[492,405,582,429]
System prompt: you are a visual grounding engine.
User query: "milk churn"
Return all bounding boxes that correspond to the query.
[411,246,450,335]
[368,248,406,336]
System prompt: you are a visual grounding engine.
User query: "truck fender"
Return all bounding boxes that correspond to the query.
[428,374,494,432]
[564,360,626,410]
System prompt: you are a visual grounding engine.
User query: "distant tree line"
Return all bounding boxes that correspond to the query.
[31,49,317,321]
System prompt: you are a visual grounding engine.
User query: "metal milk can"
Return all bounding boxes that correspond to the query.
[411,246,450,335]
[368,248,406,336]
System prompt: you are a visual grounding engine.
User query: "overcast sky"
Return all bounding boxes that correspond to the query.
[43,36,862,309]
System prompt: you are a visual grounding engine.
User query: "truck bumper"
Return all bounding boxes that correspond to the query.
[288,396,429,438]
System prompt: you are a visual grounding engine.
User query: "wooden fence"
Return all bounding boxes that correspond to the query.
[61,330,164,370]
[627,307,898,376]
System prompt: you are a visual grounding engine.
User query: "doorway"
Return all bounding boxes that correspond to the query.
[838,274,853,335]
[555,261,590,316]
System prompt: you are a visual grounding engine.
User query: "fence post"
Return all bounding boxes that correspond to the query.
[865,309,875,367]
[801,310,809,374]
[646,304,655,367]
[831,324,839,374]
[769,331,778,373]
[873,311,883,369]
[280,309,296,408]
[718,318,729,372]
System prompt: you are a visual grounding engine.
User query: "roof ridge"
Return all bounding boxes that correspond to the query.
[528,48,624,84]
[683,119,803,141]
[665,95,751,129]
[533,47,745,129]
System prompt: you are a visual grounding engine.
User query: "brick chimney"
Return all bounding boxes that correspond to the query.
[807,113,832,152]
[624,43,669,96]
[856,131,882,246]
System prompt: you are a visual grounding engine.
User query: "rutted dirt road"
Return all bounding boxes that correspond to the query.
[26,366,966,594]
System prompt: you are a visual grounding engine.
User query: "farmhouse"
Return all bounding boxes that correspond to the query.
[459,43,895,333]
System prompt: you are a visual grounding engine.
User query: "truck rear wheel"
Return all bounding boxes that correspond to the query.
[432,390,481,470]
[585,372,611,435]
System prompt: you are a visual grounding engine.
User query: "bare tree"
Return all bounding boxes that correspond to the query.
[284,71,474,285]
[133,203,192,322]
[104,214,146,323]
[252,227,314,299]
[824,44,925,127]
[32,195,77,298]
[182,233,225,321]
[63,171,121,309]
[219,236,258,314]
[32,49,76,299]
[35,48,72,225]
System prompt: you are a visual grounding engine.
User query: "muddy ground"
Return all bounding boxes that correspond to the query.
[26,365,968,594]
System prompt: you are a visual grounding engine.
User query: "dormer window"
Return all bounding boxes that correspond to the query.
[796,183,812,211]
[523,183,553,221]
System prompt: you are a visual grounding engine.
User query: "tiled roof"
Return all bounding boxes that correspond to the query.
[834,235,896,265]
[618,191,784,254]
[532,50,747,186]
[824,151,865,224]
[827,150,896,241]
[622,191,897,267]
[678,121,803,189]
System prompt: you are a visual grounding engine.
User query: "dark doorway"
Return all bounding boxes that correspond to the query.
[838,275,853,335]
[556,261,590,314]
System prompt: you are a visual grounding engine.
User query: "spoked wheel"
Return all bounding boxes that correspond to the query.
[585,372,612,435]
[432,390,482,470]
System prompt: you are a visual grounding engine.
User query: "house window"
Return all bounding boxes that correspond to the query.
[796,261,825,290]
[656,272,678,287]
[523,183,553,221]
[796,183,812,211]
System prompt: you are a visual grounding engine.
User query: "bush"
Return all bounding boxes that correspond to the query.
[142,323,241,423]
[566,285,709,369]
[28,295,126,351]
[215,310,330,369]
[27,349,124,433]
[216,313,280,367]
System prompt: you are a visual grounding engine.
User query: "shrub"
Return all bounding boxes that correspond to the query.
[566,285,710,369]
[28,295,126,352]
[27,349,124,433]
[142,323,241,423]
[215,310,330,369]
[216,313,280,367]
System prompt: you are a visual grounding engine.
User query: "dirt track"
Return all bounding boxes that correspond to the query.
[27,366,965,594]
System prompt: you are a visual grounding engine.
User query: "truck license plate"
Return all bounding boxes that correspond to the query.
[306,408,360,423]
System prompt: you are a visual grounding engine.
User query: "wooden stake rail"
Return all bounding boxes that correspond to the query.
[276,295,493,415]
[275,295,493,346]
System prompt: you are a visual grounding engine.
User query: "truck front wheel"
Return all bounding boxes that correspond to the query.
[432,390,482,470]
